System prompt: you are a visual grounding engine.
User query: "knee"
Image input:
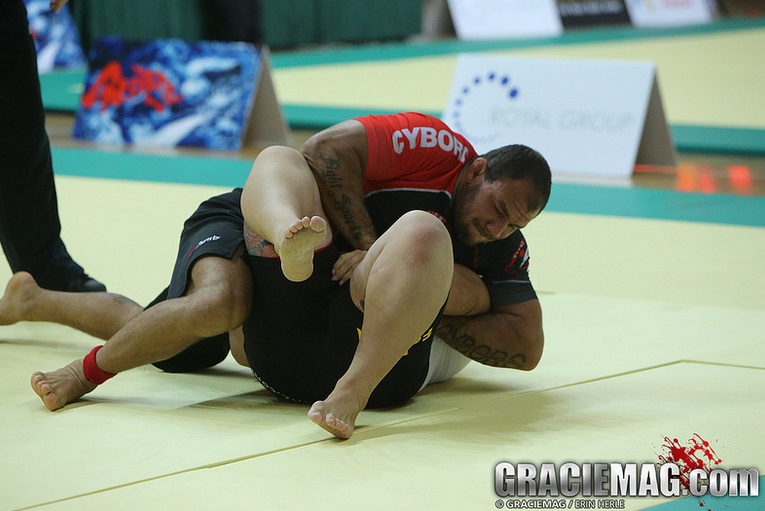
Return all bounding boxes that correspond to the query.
[257,145,306,169]
[193,284,252,337]
[216,284,252,331]
[397,211,452,263]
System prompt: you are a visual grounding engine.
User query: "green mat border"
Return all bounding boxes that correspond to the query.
[51,147,765,228]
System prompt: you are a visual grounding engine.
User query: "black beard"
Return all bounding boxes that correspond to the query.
[451,181,479,245]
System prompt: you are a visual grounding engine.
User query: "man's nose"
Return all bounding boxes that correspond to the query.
[486,220,505,238]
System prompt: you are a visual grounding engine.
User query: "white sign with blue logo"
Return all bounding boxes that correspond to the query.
[447,0,562,40]
[442,54,677,179]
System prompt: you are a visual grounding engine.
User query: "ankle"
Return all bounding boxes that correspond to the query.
[82,346,117,385]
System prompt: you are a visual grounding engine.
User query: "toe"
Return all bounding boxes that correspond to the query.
[30,372,44,391]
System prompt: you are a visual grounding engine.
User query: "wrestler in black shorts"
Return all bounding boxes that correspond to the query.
[148,189,442,408]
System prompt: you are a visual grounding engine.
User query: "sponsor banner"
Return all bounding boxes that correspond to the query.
[442,53,676,179]
[556,0,631,28]
[625,0,714,27]
[72,37,289,151]
[24,0,86,72]
[447,0,563,40]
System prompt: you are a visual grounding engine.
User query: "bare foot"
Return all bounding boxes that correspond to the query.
[277,216,328,282]
[30,359,97,411]
[307,392,365,439]
[0,272,40,325]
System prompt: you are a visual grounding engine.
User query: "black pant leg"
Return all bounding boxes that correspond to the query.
[0,0,84,289]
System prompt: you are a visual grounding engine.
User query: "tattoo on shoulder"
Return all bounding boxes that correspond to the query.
[435,324,527,369]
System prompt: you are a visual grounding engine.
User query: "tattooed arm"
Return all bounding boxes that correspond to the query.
[301,120,377,250]
[437,299,543,370]
[439,263,544,370]
[438,264,543,370]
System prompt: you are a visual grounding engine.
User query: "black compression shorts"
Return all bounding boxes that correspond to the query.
[243,246,443,409]
[148,189,246,373]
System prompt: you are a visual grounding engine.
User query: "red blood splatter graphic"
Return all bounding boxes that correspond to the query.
[81,61,182,113]
[658,434,723,511]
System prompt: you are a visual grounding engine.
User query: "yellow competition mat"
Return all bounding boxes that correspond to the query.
[1,176,762,511]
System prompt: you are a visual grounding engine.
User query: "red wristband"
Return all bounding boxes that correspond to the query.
[83,345,116,385]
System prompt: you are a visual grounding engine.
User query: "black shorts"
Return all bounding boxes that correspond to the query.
[243,246,443,409]
[148,189,246,373]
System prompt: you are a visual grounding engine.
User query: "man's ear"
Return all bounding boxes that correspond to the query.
[465,157,488,183]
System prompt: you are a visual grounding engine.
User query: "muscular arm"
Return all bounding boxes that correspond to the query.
[439,266,544,370]
[444,264,491,316]
[301,120,377,250]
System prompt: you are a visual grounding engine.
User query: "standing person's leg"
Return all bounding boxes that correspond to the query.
[308,210,453,438]
[0,0,102,292]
